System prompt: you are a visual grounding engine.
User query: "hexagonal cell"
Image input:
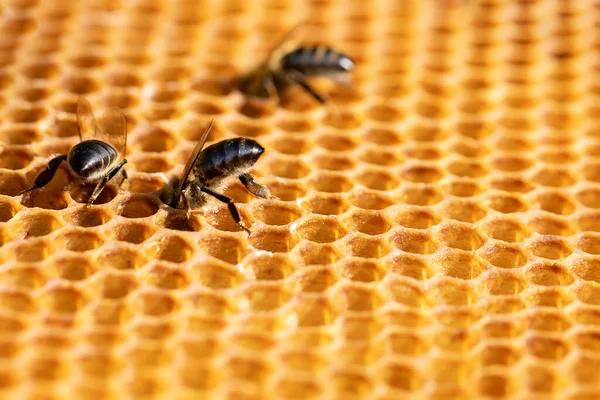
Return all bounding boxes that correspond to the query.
[0,147,34,170]
[0,198,20,223]
[480,216,531,243]
[394,206,441,229]
[342,209,391,235]
[68,180,119,205]
[428,278,479,306]
[354,168,400,191]
[525,261,574,286]
[446,159,490,178]
[117,195,160,218]
[321,110,362,130]
[483,192,529,214]
[39,284,87,313]
[47,254,95,281]
[9,210,63,238]
[401,164,444,183]
[569,254,600,283]
[54,228,104,252]
[3,103,46,123]
[129,291,179,317]
[241,252,295,280]
[576,187,600,209]
[362,127,402,146]
[334,258,386,282]
[433,221,487,251]
[532,190,577,215]
[275,115,317,133]
[269,135,312,156]
[97,245,147,270]
[575,233,600,255]
[293,215,348,244]
[197,232,248,263]
[108,220,156,244]
[358,146,403,167]
[298,193,350,216]
[385,252,433,280]
[251,202,303,226]
[0,170,28,196]
[478,270,526,296]
[226,119,271,138]
[130,154,173,174]
[146,234,195,263]
[266,156,311,179]
[131,124,177,153]
[310,152,356,172]
[307,172,353,193]
[574,211,600,233]
[431,247,487,279]
[348,190,395,210]
[527,236,573,260]
[290,240,341,266]
[0,125,42,145]
[189,258,244,289]
[440,198,487,222]
[64,206,112,227]
[489,176,534,193]
[398,184,443,206]
[389,228,438,254]
[528,214,574,236]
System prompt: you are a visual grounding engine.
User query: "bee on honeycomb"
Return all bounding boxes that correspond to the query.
[20,97,128,205]
[236,23,356,103]
[161,118,273,232]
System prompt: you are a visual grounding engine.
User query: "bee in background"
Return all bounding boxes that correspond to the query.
[19,97,128,205]
[237,23,355,104]
[163,119,273,232]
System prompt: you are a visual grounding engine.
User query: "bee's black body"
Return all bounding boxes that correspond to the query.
[279,46,355,77]
[68,140,119,180]
[164,120,272,232]
[194,138,265,187]
[238,42,355,103]
[19,97,128,204]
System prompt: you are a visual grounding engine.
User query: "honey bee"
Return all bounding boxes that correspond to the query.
[237,24,355,103]
[164,119,273,232]
[19,97,128,205]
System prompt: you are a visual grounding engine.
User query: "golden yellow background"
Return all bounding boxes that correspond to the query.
[0,0,598,398]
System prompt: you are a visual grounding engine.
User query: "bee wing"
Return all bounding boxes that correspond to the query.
[265,20,306,66]
[173,118,215,205]
[97,106,128,158]
[76,97,98,142]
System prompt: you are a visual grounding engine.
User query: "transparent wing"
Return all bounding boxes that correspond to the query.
[265,21,306,67]
[97,106,127,157]
[173,118,215,205]
[76,97,98,142]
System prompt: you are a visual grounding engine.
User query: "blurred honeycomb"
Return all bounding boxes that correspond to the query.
[0,0,599,398]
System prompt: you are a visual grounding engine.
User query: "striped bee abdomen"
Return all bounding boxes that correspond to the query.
[195,138,265,184]
[68,140,118,178]
[280,46,355,76]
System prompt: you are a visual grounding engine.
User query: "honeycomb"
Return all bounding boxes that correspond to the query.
[0,0,599,398]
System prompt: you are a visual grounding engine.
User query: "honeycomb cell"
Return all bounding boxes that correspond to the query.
[251,202,302,226]
[97,245,146,270]
[435,220,487,250]
[483,192,529,213]
[528,214,574,236]
[55,228,104,252]
[389,228,439,254]
[527,236,573,260]
[307,172,353,193]
[299,193,350,216]
[197,233,248,264]
[575,233,600,255]
[117,195,159,218]
[109,220,155,244]
[432,247,487,279]
[147,234,194,263]
[348,190,395,210]
[39,284,87,313]
[481,216,531,243]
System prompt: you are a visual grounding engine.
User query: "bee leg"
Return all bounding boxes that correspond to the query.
[199,186,250,233]
[289,73,326,104]
[19,154,68,195]
[239,172,276,199]
[87,159,127,205]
